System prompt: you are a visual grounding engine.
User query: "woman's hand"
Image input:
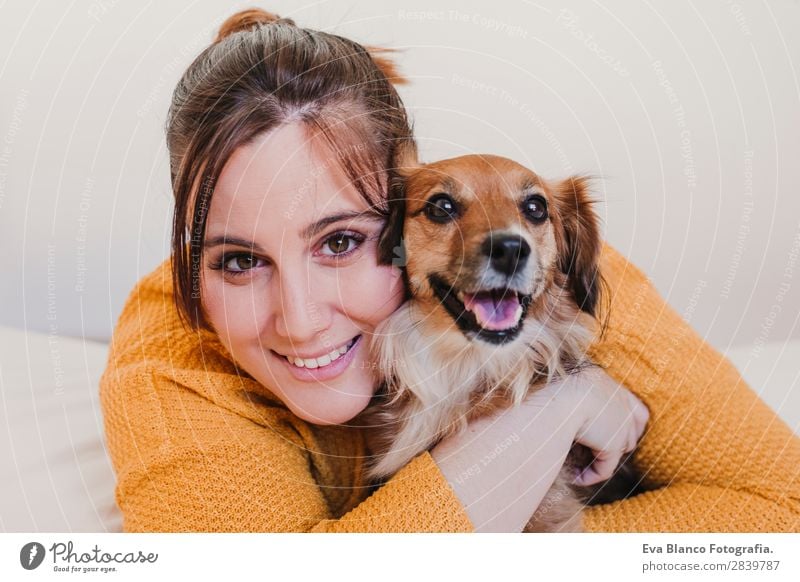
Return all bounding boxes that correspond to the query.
[430,364,648,531]
[562,366,650,486]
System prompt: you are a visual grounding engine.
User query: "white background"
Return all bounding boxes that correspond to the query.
[0,0,798,355]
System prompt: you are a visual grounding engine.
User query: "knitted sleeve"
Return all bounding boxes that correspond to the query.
[583,243,800,532]
[101,367,474,533]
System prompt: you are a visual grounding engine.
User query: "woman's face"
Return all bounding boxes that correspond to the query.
[200,122,405,425]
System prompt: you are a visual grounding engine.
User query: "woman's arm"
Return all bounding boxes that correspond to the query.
[583,243,800,532]
[101,366,474,533]
[430,381,578,533]
[431,367,648,532]
[101,361,644,533]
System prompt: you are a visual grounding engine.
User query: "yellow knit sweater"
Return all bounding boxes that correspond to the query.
[99,243,800,532]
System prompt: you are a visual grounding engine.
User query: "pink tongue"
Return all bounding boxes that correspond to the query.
[462,292,521,331]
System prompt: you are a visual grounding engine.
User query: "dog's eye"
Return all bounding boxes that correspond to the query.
[424,193,459,223]
[522,194,548,222]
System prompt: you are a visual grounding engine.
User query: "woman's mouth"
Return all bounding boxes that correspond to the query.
[273,335,363,383]
[280,336,359,369]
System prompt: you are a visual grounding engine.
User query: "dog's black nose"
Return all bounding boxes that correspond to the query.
[482,234,531,276]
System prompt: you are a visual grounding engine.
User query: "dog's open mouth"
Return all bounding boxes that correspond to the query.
[428,275,532,344]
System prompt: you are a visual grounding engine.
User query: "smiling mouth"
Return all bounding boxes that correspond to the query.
[428,275,532,345]
[276,335,360,369]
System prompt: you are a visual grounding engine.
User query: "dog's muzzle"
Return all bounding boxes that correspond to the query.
[482,234,530,277]
[428,274,533,345]
[426,233,538,345]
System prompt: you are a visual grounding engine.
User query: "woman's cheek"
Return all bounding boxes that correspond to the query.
[202,276,267,342]
[336,260,405,325]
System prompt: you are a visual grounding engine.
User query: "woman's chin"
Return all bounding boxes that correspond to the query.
[280,354,378,425]
[290,395,372,426]
[285,378,374,425]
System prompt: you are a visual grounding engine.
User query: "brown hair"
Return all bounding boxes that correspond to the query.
[168,8,414,332]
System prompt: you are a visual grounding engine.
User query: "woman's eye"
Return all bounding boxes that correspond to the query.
[320,232,363,256]
[229,255,253,270]
[222,254,262,276]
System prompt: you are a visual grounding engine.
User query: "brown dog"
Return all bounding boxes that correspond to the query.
[360,151,640,532]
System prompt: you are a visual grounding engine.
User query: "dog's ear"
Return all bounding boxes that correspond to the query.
[377,140,419,267]
[552,176,604,316]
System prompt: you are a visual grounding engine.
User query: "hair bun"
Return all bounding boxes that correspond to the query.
[214,8,296,43]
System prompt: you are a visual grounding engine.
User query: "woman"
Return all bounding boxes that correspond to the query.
[99,9,800,533]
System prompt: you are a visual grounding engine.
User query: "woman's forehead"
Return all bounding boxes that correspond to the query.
[206,124,373,239]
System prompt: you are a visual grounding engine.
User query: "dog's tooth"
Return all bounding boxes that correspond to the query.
[514,304,523,321]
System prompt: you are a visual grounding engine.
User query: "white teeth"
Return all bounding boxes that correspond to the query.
[514,304,523,323]
[285,338,356,369]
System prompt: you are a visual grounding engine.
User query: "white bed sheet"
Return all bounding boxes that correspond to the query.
[0,325,121,532]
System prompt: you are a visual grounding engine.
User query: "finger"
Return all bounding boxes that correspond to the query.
[573,452,622,486]
[630,395,650,427]
[624,428,637,453]
[627,394,650,437]
[629,425,642,452]
[573,465,605,487]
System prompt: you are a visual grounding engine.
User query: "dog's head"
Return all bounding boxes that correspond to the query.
[378,154,603,346]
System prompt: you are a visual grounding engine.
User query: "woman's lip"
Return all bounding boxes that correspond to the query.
[275,336,356,361]
[276,335,362,383]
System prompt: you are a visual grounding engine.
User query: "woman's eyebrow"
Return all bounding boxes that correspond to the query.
[300,210,383,240]
[204,236,266,252]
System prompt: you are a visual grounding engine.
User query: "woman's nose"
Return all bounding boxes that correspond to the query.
[272,271,332,344]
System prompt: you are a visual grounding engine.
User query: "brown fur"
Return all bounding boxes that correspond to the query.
[361,152,631,532]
